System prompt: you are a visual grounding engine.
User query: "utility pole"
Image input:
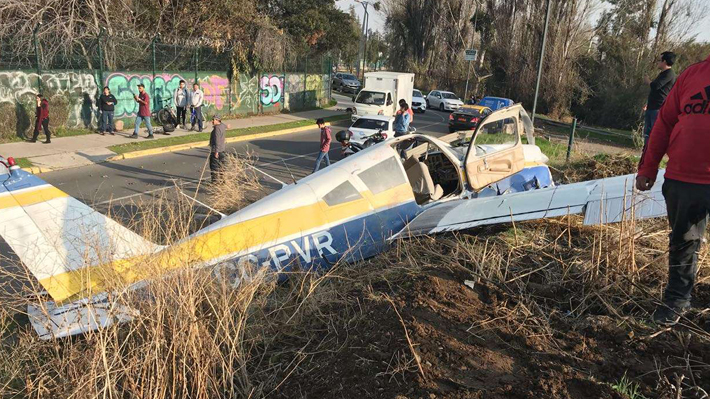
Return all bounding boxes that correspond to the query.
[531,0,551,125]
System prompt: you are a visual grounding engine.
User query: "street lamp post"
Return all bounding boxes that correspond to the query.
[355,0,378,80]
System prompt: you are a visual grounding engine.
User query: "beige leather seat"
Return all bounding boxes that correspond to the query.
[403,156,444,204]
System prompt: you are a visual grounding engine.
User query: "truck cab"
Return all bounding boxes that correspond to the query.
[351,72,415,122]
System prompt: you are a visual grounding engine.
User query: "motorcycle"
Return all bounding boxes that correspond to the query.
[153,103,178,134]
[336,129,389,158]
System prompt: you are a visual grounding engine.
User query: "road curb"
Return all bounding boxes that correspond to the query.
[107,123,330,162]
[22,165,54,174]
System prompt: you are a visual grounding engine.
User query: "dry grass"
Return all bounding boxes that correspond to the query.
[205,151,263,214]
[0,155,708,398]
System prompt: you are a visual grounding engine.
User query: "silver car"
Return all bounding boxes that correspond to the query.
[426,90,464,112]
[332,72,361,94]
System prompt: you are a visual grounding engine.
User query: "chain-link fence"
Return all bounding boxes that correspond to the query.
[0,33,332,139]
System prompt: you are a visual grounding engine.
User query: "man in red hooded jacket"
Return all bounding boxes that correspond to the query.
[31,94,51,143]
[636,53,710,326]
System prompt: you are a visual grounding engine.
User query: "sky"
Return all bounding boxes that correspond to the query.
[336,0,710,42]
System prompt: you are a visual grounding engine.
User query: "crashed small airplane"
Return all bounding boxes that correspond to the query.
[0,104,667,339]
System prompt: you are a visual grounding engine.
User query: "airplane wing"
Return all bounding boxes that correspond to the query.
[393,170,666,239]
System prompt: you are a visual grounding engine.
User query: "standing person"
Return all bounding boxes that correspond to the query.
[643,51,677,144]
[190,83,204,132]
[131,84,154,139]
[208,114,226,183]
[31,94,51,143]
[393,100,411,137]
[173,80,189,129]
[98,86,117,135]
[312,118,331,173]
[636,53,710,326]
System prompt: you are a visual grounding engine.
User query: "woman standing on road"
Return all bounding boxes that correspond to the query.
[393,100,411,138]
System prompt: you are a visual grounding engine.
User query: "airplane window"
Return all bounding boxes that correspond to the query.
[472,114,519,153]
[357,156,408,195]
[323,180,362,206]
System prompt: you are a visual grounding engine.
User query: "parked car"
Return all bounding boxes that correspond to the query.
[426,90,463,112]
[477,96,514,111]
[332,72,361,94]
[448,105,492,133]
[411,89,427,113]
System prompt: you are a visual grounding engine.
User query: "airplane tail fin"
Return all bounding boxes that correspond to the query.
[0,161,158,305]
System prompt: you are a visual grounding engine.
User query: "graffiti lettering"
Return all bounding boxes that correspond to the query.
[0,71,98,127]
[234,74,258,112]
[259,75,284,107]
[200,75,229,111]
[106,73,230,117]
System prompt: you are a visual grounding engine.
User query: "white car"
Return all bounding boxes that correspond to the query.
[345,115,394,145]
[411,89,427,113]
[426,90,463,112]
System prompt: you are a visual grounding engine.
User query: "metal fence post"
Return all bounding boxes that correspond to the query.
[33,23,42,93]
[303,57,307,110]
[151,34,158,110]
[97,29,104,80]
[566,118,577,162]
[194,47,198,85]
[328,56,333,103]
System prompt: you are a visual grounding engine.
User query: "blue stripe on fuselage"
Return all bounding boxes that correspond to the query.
[214,200,420,283]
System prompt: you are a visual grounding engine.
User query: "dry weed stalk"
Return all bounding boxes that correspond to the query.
[206,151,262,214]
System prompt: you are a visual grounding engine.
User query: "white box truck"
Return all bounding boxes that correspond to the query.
[351,72,415,122]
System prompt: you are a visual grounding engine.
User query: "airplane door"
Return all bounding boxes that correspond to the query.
[464,104,527,191]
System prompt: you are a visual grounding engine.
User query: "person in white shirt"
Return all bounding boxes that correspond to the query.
[173,80,189,129]
[190,83,204,132]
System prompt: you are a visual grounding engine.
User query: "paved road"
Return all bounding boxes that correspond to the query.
[40,94,451,207]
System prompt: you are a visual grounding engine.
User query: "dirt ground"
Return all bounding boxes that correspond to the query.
[268,236,710,399]
[261,157,710,398]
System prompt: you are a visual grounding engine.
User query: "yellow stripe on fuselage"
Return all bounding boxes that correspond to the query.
[0,186,68,210]
[38,182,417,303]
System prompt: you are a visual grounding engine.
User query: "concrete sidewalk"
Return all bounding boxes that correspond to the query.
[0,101,351,172]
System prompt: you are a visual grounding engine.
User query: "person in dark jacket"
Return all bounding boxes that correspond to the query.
[98,86,117,135]
[637,53,710,326]
[31,94,51,143]
[209,114,226,183]
[643,51,677,144]
[312,118,331,173]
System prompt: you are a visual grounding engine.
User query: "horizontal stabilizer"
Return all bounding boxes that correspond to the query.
[1,170,158,303]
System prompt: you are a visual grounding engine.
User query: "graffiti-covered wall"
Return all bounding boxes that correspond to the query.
[105,72,232,118]
[0,70,98,128]
[0,69,330,139]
